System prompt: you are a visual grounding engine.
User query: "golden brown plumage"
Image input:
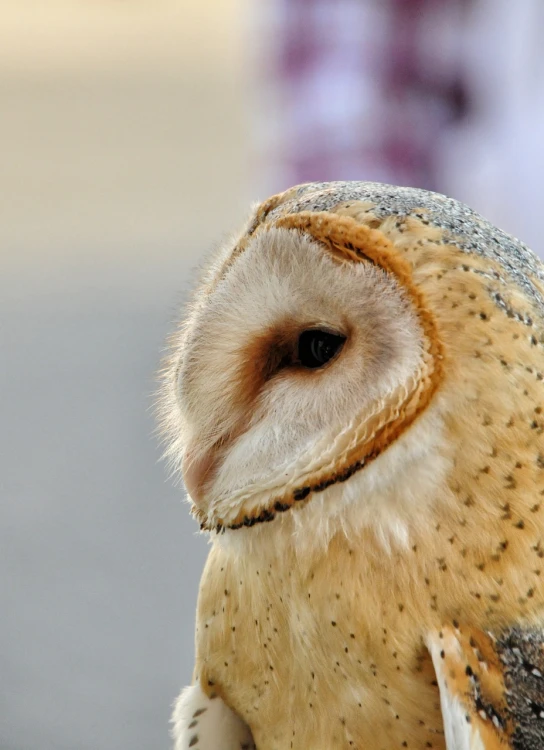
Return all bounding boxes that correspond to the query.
[160,182,544,749]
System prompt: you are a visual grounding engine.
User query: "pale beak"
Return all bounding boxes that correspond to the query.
[182,447,217,506]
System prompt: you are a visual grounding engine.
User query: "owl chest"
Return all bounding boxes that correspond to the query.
[195,549,445,750]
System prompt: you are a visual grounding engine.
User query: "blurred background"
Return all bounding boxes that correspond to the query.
[1,1,543,749]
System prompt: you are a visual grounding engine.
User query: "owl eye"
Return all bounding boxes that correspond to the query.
[297,329,346,369]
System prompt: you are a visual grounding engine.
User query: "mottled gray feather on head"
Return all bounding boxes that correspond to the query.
[264,181,544,313]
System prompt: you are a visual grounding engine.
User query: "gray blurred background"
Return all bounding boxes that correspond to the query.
[1,3,251,749]
[2,1,543,749]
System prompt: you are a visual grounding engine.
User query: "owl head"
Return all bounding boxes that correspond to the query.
[159,182,544,547]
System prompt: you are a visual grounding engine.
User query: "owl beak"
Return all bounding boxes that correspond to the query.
[182,447,216,506]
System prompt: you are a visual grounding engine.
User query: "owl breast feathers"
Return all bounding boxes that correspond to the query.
[159,182,544,750]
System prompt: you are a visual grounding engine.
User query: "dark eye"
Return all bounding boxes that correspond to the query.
[297,329,346,369]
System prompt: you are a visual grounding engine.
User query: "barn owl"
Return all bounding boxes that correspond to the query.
[159,181,544,749]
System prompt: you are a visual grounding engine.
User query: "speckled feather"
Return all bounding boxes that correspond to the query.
[264,181,544,307]
[162,182,544,750]
[428,624,544,749]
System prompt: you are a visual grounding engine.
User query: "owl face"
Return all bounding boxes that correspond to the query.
[161,200,444,533]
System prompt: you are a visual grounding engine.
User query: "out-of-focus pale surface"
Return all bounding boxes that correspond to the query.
[1,0,242,74]
[0,2,251,749]
[2,0,252,284]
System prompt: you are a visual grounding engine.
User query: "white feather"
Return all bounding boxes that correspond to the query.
[217,397,453,561]
[427,635,487,750]
[172,683,255,750]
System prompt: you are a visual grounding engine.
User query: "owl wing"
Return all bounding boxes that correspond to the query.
[427,624,544,749]
[172,682,255,750]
